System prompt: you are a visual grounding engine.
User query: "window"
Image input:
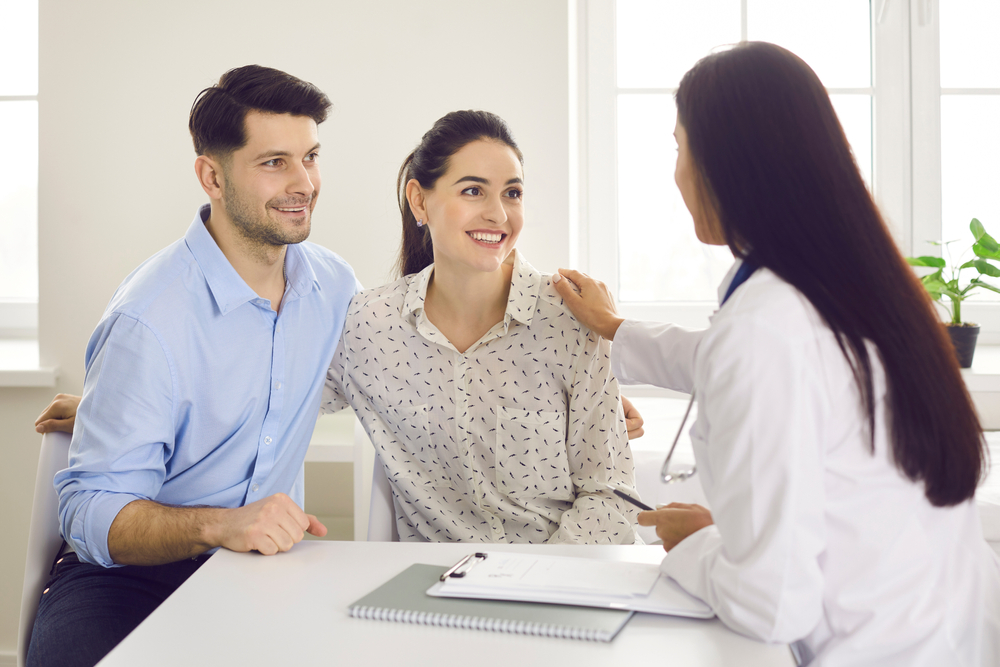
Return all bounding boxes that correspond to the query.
[579,0,1000,340]
[0,0,39,337]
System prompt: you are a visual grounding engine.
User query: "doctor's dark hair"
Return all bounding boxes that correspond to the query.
[189,65,331,159]
[395,110,524,277]
[675,42,986,506]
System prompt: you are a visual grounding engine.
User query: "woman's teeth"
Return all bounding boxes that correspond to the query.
[469,232,503,244]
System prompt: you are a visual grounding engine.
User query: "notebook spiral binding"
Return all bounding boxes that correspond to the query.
[349,606,605,641]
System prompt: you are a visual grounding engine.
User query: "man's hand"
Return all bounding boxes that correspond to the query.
[35,393,81,434]
[211,493,328,556]
[552,269,624,341]
[621,394,644,440]
[109,493,328,565]
[637,503,714,551]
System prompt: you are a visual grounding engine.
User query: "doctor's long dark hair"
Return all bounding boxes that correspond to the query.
[676,42,986,506]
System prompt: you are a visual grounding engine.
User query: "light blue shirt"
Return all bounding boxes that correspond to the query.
[55,205,358,567]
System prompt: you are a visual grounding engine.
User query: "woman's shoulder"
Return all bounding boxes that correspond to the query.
[348,275,412,316]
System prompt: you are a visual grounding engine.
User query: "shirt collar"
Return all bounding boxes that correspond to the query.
[184,204,319,315]
[401,249,542,328]
[717,257,745,304]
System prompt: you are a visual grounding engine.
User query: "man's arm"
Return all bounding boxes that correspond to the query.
[108,493,327,566]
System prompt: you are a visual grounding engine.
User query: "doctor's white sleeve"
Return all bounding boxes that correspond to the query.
[658,314,827,643]
[611,320,706,393]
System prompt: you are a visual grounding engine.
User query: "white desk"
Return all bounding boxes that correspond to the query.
[97,541,793,667]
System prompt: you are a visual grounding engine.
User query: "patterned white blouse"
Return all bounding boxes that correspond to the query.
[322,251,639,544]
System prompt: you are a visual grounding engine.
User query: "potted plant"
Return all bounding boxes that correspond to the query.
[907,218,1000,368]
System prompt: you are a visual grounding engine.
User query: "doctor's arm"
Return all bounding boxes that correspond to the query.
[553,269,705,393]
[656,317,827,643]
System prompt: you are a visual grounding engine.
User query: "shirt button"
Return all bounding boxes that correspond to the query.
[274,381,282,390]
[264,436,273,445]
[252,483,260,492]
[276,325,281,333]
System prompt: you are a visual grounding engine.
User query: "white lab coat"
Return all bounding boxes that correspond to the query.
[612,262,1000,666]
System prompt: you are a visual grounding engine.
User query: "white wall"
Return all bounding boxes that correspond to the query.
[0,0,573,656]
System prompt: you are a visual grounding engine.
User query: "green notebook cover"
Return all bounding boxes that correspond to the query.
[348,563,634,642]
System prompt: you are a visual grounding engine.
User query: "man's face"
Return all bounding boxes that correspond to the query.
[220,111,321,247]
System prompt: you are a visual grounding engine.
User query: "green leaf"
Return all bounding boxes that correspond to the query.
[976,232,1000,254]
[960,260,979,270]
[971,278,1000,296]
[971,218,987,241]
[973,242,1000,260]
[906,255,946,268]
[974,260,1000,277]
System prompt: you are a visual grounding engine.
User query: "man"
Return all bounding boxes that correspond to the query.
[27,65,358,667]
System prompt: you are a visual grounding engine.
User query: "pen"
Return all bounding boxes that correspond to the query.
[604,484,654,511]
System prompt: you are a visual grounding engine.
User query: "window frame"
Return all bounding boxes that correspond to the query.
[577,0,1000,341]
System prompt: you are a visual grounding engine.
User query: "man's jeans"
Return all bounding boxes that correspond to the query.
[26,551,211,667]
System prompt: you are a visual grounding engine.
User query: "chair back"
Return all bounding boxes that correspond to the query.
[367,456,398,541]
[18,431,71,667]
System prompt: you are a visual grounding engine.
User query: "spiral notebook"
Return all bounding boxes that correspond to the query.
[347,563,634,642]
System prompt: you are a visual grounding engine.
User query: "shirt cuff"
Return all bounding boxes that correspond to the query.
[658,523,721,600]
[68,491,145,568]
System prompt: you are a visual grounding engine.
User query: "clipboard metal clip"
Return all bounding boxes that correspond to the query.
[439,552,488,581]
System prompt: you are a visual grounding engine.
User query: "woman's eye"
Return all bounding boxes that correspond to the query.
[505,189,523,200]
[462,186,481,196]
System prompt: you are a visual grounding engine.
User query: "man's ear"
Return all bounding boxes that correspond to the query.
[405,179,428,223]
[195,155,224,200]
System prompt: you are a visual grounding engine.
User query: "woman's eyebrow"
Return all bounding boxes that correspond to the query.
[451,176,524,186]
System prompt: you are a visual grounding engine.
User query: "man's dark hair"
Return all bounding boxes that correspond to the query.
[188,65,331,158]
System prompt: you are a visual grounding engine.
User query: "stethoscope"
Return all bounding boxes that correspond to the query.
[659,258,759,484]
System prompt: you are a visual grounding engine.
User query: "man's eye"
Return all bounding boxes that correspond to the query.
[306,152,319,162]
[264,159,282,167]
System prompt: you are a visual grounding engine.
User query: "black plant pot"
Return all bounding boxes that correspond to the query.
[946,323,980,369]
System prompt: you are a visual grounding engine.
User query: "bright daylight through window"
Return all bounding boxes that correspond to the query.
[0,0,39,333]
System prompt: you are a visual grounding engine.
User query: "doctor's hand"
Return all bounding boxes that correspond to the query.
[621,394,644,440]
[35,393,81,434]
[638,503,714,552]
[552,269,624,341]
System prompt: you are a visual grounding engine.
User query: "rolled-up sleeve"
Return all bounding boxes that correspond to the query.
[54,314,175,567]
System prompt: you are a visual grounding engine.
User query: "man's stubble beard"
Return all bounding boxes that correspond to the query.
[223,177,314,249]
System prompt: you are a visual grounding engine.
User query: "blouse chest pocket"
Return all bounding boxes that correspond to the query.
[495,406,574,502]
[368,402,450,489]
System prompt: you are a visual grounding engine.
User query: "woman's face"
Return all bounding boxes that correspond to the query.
[413,139,524,275]
[674,119,726,246]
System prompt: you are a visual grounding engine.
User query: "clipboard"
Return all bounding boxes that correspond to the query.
[427,551,714,619]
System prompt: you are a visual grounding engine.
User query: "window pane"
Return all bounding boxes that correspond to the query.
[941,0,1000,88]
[747,0,871,88]
[940,96,1000,301]
[617,0,740,89]
[0,101,38,300]
[0,0,38,96]
[829,94,872,188]
[617,95,734,302]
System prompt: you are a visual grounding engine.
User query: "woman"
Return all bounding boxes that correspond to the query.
[38,111,642,545]
[320,111,639,543]
[554,43,1000,664]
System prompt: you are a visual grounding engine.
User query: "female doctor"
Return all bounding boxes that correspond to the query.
[553,42,1000,665]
